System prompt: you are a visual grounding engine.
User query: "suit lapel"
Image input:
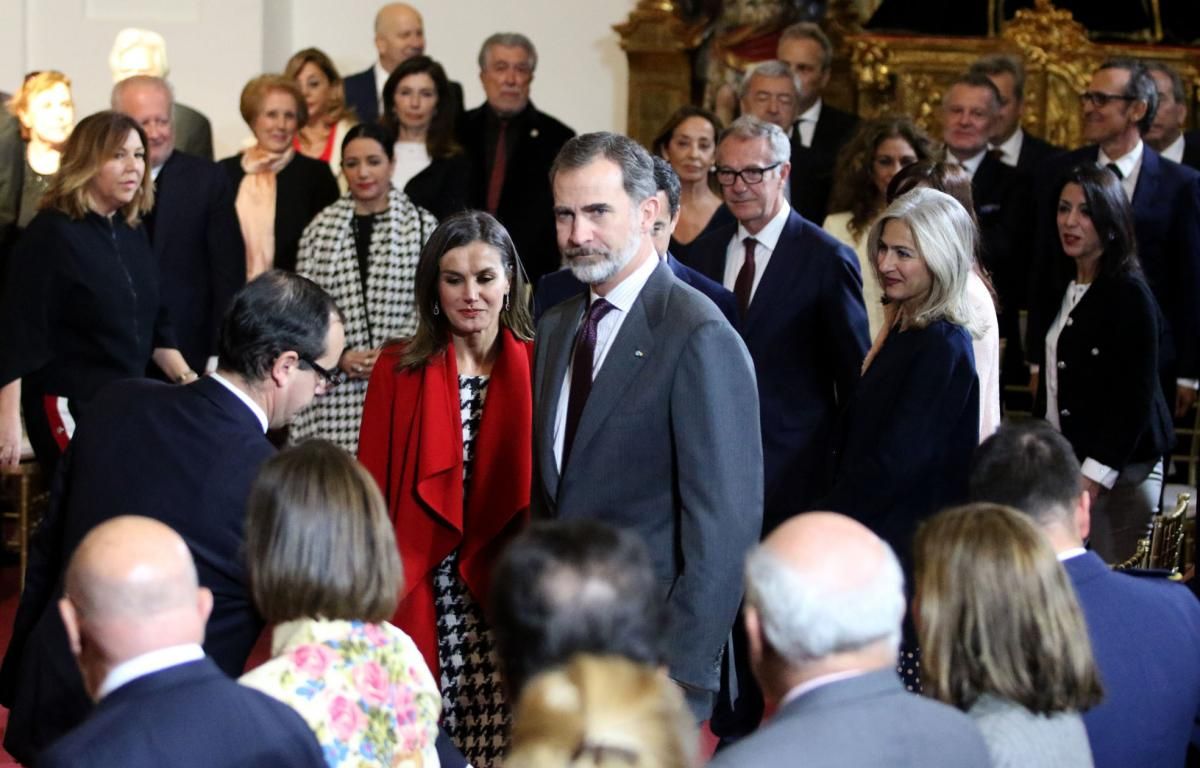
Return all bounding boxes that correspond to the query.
[535,294,586,494]
[1132,147,1161,214]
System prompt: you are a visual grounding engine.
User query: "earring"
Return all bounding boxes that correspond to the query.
[432,301,440,316]
[504,293,510,311]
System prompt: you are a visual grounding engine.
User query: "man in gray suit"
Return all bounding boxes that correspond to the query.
[709,512,990,767]
[533,132,762,721]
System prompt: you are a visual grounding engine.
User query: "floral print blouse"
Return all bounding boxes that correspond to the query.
[241,618,442,768]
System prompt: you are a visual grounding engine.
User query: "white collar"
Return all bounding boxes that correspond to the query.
[589,248,659,312]
[1056,547,1088,562]
[1098,139,1144,179]
[796,98,823,126]
[951,147,988,178]
[737,199,790,251]
[1160,133,1186,164]
[98,644,205,700]
[209,372,269,432]
[990,127,1024,167]
[780,669,866,707]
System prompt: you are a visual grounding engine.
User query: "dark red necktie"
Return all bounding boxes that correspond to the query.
[734,237,757,318]
[486,120,509,214]
[562,298,615,468]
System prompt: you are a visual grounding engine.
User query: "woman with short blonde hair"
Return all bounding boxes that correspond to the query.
[285,48,357,187]
[5,70,75,230]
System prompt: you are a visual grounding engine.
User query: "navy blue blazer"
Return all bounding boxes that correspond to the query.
[1063,552,1200,768]
[150,150,244,373]
[344,65,465,126]
[0,376,276,762]
[532,254,738,326]
[681,209,870,532]
[37,658,325,768]
[822,319,979,582]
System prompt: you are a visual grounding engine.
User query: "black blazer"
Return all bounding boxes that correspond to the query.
[151,150,244,372]
[1029,271,1172,471]
[823,319,979,581]
[37,658,325,768]
[1015,130,1064,174]
[1181,131,1200,172]
[789,103,860,224]
[404,151,471,221]
[532,253,738,326]
[344,65,465,126]
[683,208,870,532]
[0,376,277,762]
[458,102,575,285]
[218,152,339,272]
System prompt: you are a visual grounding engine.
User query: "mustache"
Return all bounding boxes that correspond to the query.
[564,247,610,259]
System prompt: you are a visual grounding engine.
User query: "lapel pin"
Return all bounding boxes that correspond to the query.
[634,350,644,358]
[530,128,539,138]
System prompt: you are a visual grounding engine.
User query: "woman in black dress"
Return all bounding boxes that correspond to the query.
[651,106,732,262]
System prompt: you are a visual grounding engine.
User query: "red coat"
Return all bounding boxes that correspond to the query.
[358,330,533,679]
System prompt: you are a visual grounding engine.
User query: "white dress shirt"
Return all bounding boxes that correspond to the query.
[98,643,206,700]
[950,148,988,179]
[552,254,659,471]
[991,128,1025,168]
[779,669,865,708]
[1057,547,1087,562]
[1098,139,1143,203]
[210,372,268,432]
[722,202,790,304]
[391,141,432,190]
[372,61,390,113]
[794,99,823,148]
[1161,134,1186,165]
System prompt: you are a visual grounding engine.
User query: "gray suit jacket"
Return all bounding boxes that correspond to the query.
[708,669,992,767]
[532,260,763,711]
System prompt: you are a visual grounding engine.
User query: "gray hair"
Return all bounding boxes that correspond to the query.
[744,541,905,662]
[868,187,988,338]
[111,75,174,111]
[478,32,538,72]
[1098,57,1159,134]
[778,22,832,71]
[109,28,169,79]
[738,59,803,102]
[550,132,657,205]
[719,115,792,165]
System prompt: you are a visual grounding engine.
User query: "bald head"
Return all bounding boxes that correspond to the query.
[61,517,212,698]
[744,512,904,690]
[374,3,425,72]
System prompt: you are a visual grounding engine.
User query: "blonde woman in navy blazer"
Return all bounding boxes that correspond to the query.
[1028,163,1172,563]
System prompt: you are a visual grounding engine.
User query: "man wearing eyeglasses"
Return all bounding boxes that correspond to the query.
[1033,57,1200,419]
[679,115,869,744]
[459,32,574,287]
[0,272,345,764]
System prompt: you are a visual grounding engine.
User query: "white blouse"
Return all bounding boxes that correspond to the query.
[391,141,431,191]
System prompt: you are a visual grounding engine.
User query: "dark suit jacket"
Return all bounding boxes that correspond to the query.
[173,102,213,161]
[151,150,244,372]
[0,376,277,762]
[37,658,325,768]
[531,260,763,711]
[823,320,979,583]
[219,152,339,272]
[682,209,870,532]
[973,150,1034,360]
[1064,552,1200,768]
[404,151,471,220]
[532,254,738,325]
[708,669,991,767]
[1029,271,1172,470]
[1033,145,1200,380]
[459,101,575,285]
[344,65,465,126]
[789,103,860,224]
[1182,131,1200,172]
[1015,130,1063,175]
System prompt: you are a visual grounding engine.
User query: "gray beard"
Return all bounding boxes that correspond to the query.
[565,231,642,285]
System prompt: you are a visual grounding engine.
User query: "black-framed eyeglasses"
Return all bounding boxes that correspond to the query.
[299,356,347,390]
[714,163,782,186]
[1079,91,1137,108]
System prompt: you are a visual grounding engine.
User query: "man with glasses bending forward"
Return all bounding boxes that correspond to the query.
[678,115,869,744]
[0,271,344,765]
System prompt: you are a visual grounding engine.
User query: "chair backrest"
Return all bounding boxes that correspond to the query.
[1114,492,1190,578]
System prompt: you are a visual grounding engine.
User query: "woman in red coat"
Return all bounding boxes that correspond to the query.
[358,210,533,767]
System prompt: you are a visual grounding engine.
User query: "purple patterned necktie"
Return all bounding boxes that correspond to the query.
[562,298,615,468]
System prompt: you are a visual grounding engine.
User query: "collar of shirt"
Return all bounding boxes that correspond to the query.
[373,60,391,109]
[794,99,823,147]
[1099,139,1143,201]
[1056,547,1087,562]
[736,199,790,253]
[1161,133,1186,164]
[151,163,164,181]
[952,147,988,178]
[724,201,790,297]
[990,127,1024,168]
[98,643,205,700]
[590,249,659,313]
[209,372,269,432]
[780,669,866,708]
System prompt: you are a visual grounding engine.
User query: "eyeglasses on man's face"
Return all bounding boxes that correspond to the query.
[713,163,782,186]
[1079,91,1137,108]
[298,356,347,390]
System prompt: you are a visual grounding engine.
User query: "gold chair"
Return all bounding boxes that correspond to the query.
[1,459,49,590]
[1113,492,1192,580]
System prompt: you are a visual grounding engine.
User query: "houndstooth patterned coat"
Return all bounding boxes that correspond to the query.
[289,188,438,452]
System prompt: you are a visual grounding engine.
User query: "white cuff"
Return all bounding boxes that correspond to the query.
[1176,378,1199,390]
[1029,364,1040,374]
[1081,458,1119,490]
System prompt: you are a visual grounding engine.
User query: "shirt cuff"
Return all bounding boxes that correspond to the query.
[1176,378,1198,390]
[1081,458,1119,490]
[1029,364,1040,374]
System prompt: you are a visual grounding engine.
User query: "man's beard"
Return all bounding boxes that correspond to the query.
[564,229,642,286]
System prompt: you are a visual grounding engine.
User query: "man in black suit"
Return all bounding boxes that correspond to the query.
[1146,62,1200,171]
[681,116,868,741]
[0,272,345,763]
[534,156,737,324]
[38,516,326,768]
[343,3,464,125]
[969,422,1200,768]
[969,54,1062,172]
[112,76,244,375]
[460,32,575,286]
[1033,58,1200,417]
[777,22,860,224]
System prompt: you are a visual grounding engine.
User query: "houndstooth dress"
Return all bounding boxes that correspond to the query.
[435,374,510,766]
[289,188,437,452]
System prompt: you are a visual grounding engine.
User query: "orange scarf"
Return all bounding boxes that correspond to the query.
[235,146,294,279]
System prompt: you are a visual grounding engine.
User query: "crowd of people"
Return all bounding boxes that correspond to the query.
[0,3,1198,767]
